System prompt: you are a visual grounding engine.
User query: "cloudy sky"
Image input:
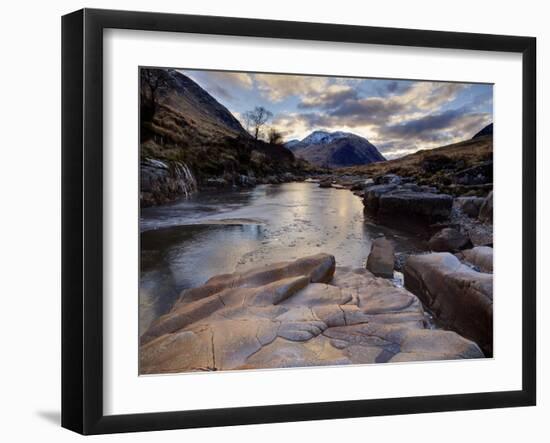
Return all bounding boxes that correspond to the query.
[180,69,493,159]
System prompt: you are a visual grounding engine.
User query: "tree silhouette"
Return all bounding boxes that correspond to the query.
[244,106,273,140]
[140,69,165,121]
[268,128,283,145]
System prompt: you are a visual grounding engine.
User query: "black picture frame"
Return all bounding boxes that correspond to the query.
[61,8,537,435]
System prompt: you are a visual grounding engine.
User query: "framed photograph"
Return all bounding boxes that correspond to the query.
[62,8,536,435]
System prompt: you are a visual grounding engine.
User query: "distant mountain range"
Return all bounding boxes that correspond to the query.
[285,130,386,168]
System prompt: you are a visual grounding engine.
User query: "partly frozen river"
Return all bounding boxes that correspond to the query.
[139,182,426,334]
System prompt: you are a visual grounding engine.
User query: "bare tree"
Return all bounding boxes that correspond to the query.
[244,106,273,140]
[268,128,283,145]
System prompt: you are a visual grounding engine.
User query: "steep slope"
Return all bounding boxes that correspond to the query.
[287,130,386,168]
[140,68,301,206]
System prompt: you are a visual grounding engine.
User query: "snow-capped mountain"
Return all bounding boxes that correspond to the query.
[299,130,354,146]
[285,130,386,168]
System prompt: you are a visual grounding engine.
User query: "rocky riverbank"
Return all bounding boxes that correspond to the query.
[140,253,483,374]
[140,156,309,207]
[140,167,494,372]
[309,171,494,357]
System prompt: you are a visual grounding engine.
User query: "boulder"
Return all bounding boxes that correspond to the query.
[455,196,485,218]
[378,192,453,223]
[428,228,469,252]
[402,183,422,192]
[467,224,493,247]
[376,174,402,185]
[366,237,395,278]
[140,254,484,374]
[454,161,493,186]
[319,179,332,188]
[479,191,493,223]
[362,184,397,213]
[350,178,373,191]
[403,252,493,355]
[457,246,493,273]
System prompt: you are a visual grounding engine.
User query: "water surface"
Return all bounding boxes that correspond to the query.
[140,182,426,334]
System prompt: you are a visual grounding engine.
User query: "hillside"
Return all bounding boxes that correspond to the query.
[287,130,385,168]
[341,133,493,196]
[473,123,493,139]
[140,68,304,206]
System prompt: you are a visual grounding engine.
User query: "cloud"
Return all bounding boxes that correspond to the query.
[385,108,466,136]
[386,109,491,138]
[330,97,405,122]
[198,71,254,89]
[271,105,491,159]
[298,84,358,109]
[377,111,492,158]
[253,74,329,102]
[179,68,492,158]
[290,81,468,131]
[395,82,466,110]
[180,70,254,103]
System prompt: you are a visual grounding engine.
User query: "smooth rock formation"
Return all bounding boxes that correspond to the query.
[403,252,493,356]
[479,191,493,223]
[366,237,395,278]
[428,228,469,252]
[457,246,493,273]
[140,254,483,374]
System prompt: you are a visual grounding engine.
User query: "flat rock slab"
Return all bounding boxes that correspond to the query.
[140,254,484,374]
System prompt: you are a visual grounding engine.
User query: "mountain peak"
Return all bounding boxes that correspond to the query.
[286,130,385,168]
[299,130,356,146]
[472,123,493,139]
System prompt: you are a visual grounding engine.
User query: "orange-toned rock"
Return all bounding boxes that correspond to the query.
[139,254,484,374]
[403,252,493,355]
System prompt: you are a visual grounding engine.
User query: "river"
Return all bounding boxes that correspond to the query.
[139,182,427,335]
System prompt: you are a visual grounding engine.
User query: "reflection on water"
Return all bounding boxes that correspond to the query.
[139,182,426,334]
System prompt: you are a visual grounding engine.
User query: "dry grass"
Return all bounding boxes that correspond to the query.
[341,136,492,177]
[338,135,493,197]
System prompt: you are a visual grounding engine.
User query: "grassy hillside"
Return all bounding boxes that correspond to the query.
[140,68,305,185]
[341,135,493,196]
